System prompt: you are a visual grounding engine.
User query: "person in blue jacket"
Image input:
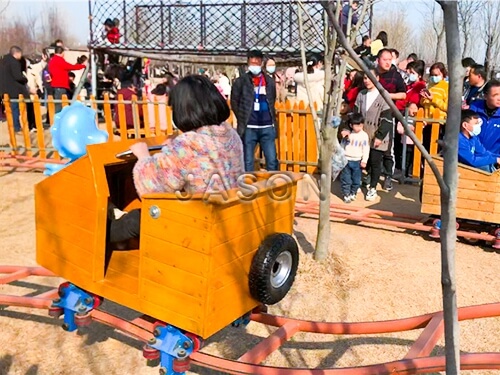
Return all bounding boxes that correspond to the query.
[469,79,500,154]
[458,109,500,172]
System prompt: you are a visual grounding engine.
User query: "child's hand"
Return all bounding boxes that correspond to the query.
[373,138,382,148]
[341,129,350,138]
[130,142,150,160]
[360,162,366,169]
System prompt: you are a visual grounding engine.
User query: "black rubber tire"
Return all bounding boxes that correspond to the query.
[249,233,299,305]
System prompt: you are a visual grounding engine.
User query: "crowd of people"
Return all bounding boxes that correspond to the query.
[0,39,88,133]
[2,25,500,209]
[333,30,500,203]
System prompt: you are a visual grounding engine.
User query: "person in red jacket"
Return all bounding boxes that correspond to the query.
[344,70,364,110]
[405,60,427,107]
[104,18,120,44]
[48,46,86,112]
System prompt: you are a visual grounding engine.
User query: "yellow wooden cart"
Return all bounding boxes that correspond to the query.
[35,137,302,343]
[421,155,500,243]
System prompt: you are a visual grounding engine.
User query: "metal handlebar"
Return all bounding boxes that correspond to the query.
[115,145,164,160]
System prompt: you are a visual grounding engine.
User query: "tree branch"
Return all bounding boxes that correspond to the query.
[296,1,321,152]
[321,2,448,194]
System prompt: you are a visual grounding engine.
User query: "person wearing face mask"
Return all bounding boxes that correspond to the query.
[458,110,500,172]
[265,57,286,102]
[293,53,325,111]
[470,80,500,154]
[231,49,278,172]
[420,62,449,119]
[405,60,426,106]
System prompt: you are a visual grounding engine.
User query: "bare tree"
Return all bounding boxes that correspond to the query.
[296,0,371,260]
[371,5,415,57]
[328,0,462,372]
[480,1,500,78]
[0,0,9,16]
[419,1,446,62]
[457,0,481,58]
[40,5,70,46]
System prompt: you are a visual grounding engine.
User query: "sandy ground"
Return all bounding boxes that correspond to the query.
[0,118,499,375]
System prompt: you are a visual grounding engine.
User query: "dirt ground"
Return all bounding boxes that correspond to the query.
[1,168,499,375]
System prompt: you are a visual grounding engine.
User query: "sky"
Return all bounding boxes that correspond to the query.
[2,0,429,47]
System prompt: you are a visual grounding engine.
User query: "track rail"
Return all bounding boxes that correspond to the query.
[1,265,499,374]
[295,199,498,244]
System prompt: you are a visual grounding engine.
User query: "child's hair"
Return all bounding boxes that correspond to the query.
[349,113,364,126]
[461,109,480,124]
[69,72,76,79]
[168,75,230,132]
[104,18,115,27]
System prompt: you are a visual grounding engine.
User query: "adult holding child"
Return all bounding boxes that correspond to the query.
[353,69,393,201]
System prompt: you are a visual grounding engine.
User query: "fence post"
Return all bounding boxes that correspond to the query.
[102,93,114,140]
[276,102,286,171]
[3,94,18,153]
[142,99,151,138]
[155,97,162,135]
[412,108,425,179]
[116,94,128,140]
[131,94,141,139]
[47,95,55,126]
[305,104,317,174]
[166,105,173,136]
[293,101,303,173]
[430,109,442,155]
[18,95,33,157]
[33,95,47,159]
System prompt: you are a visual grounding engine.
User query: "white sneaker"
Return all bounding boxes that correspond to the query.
[365,188,378,201]
[113,208,128,220]
[30,128,37,133]
[343,195,352,204]
[349,194,357,202]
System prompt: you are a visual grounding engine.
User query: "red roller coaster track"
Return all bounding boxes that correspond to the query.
[1,265,499,374]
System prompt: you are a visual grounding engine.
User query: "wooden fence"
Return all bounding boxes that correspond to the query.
[1,94,443,178]
[1,94,319,174]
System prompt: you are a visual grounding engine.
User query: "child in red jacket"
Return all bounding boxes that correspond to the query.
[104,18,120,44]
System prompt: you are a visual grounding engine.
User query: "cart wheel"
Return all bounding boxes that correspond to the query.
[48,306,64,318]
[249,233,299,305]
[75,312,92,327]
[185,333,203,352]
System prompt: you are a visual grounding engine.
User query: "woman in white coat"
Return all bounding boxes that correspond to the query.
[293,54,325,111]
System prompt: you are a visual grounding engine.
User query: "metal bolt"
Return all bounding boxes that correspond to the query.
[159,367,167,375]
[149,205,161,219]
[148,338,157,345]
[62,323,70,331]
[78,306,87,312]
[53,298,61,304]
[153,328,161,337]
[183,340,191,349]
[84,297,93,305]
[178,349,186,358]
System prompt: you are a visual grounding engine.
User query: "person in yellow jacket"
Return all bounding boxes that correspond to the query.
[420,62,448,118]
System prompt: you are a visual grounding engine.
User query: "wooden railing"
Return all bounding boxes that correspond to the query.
[1,94,320,174]
[1,94,445,177]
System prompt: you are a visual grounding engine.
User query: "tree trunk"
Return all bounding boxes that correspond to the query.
[314,125,336,261]
[484,34,493,79]
[437,1,461,373]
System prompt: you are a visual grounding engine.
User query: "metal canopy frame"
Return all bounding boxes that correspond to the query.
[88,0,371,59]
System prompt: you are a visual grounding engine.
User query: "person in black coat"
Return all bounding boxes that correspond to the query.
[0,46,29,132]
[231,50,278,172]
